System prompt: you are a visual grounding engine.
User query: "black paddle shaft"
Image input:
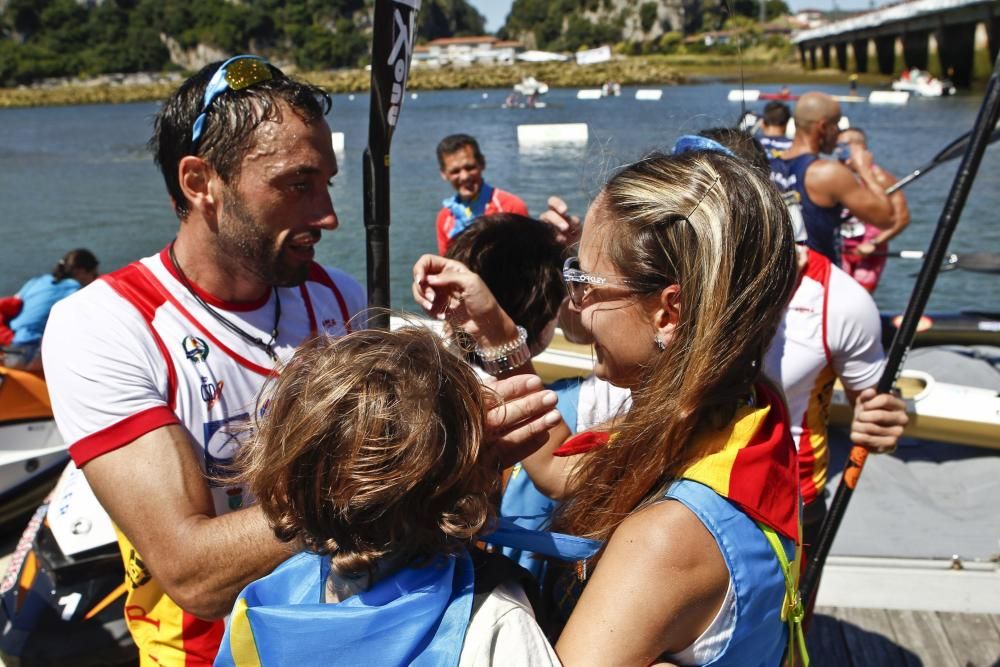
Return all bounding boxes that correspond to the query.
[886,124,1000,194]
[801,51,1000,608]
[364,0,420,330]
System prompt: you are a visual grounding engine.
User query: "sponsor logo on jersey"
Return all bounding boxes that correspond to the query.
[182,335,210,363]
[204,414,251,485]
[200,377,225,410]
[322,318,338,330]
[126,549,152,589]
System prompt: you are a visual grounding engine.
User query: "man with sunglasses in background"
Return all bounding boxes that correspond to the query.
[41,58,560,665]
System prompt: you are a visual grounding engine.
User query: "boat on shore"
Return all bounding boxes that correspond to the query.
[0,367,68,528]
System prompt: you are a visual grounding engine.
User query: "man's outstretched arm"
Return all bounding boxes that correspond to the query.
[82,424,291,620]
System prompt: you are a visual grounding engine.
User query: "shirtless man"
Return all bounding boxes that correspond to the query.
[42,57,559,665]
[769,92,894,262]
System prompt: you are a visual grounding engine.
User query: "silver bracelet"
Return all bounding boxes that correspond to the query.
[476,326,531,376]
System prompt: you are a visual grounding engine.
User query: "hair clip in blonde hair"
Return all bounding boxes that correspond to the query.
[686,173,721,220]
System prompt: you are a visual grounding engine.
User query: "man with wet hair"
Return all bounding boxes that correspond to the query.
[43,57,558,665]
[435,133,528,254]
[43,55,365,665]
[769,91,894,263]
[758,100,793,157]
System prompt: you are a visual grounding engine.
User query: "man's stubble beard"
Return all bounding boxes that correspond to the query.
[216,186,309,288]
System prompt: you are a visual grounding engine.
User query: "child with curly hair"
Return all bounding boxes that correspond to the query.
[215,326,559,666]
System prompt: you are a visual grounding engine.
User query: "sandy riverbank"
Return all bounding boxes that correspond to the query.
[0,56,886,109]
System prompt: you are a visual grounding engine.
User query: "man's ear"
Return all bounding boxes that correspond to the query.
[178,155,217,217]
[440,169,449,183]
[653,284,681,342]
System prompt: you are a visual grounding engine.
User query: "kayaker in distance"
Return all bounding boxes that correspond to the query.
[769,91,895,263]
[435,133,529,254]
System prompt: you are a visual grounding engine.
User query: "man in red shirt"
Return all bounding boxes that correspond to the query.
[436,134,528,254]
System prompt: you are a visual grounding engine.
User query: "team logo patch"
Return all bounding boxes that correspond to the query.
[182,335,210,363]
[200,377,225,410]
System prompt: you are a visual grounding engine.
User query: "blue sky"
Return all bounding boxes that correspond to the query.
[467,0,893,33]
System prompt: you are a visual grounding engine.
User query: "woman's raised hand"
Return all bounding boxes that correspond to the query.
[411,254,516,347]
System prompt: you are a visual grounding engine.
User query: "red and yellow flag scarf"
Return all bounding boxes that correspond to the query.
[554,382,800,541]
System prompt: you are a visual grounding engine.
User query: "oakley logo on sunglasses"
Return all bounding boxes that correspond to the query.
[190,55,273,152]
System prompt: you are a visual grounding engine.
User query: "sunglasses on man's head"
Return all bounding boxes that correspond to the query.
[561,257,659,308]
[190,55,274,152]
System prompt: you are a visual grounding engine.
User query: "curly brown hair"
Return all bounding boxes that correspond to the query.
[235,326,498,578]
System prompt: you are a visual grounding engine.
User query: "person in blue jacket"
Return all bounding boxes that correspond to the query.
[3,249,98,369]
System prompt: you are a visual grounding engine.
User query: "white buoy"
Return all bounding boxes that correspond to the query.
[635,89,663,101]
[348,94,355,101]
[868,90,909,105]
[577,89,602,100]
[837,116,851,130]
[728,89,761,102]
[330,132,345,155]
[482,92,488,99]
[517,123,588,145]
[411,92,418,100]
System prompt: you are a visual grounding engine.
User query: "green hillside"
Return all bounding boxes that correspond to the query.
[0,0,484,86]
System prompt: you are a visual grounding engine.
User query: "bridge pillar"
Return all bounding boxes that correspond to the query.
[808,46,817,70]
[799,44,807,68]
[937,22,976,88]
[874,35,897,75]
[852,38,869,72]
[821,43,831,68]
[988,16,1000,66]
[835,42,849,71]
[902,30,929,70]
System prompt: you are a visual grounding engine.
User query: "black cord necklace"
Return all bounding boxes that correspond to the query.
[168,242,281,361]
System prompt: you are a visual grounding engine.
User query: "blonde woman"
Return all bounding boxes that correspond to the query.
[414,151,803,666]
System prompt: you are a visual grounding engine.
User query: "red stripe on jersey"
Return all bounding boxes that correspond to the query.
[306,263,352,333]
[70,406,180,466]
[300,284,318,337]
[181,611,225,667]
[797,417,819,504]
[132,263,275,377]
[803,249,833,364]
[102,264,178,411]
[158,247,270,312]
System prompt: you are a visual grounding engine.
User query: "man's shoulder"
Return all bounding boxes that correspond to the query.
[494,188,528,213]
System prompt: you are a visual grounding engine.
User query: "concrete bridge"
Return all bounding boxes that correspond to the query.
[792,0,998,87]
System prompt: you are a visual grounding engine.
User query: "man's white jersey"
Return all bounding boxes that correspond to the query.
[44,247,365,515]
[763,249,883,503]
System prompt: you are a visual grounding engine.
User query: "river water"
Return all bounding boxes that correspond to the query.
[1,81,997,314]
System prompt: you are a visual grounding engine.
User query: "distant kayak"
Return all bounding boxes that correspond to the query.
[759,92,798,101]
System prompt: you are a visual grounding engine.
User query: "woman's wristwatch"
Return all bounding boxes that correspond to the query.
[475,326,531,376]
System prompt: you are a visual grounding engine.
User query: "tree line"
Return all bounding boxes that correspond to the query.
[0,0,485,86]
